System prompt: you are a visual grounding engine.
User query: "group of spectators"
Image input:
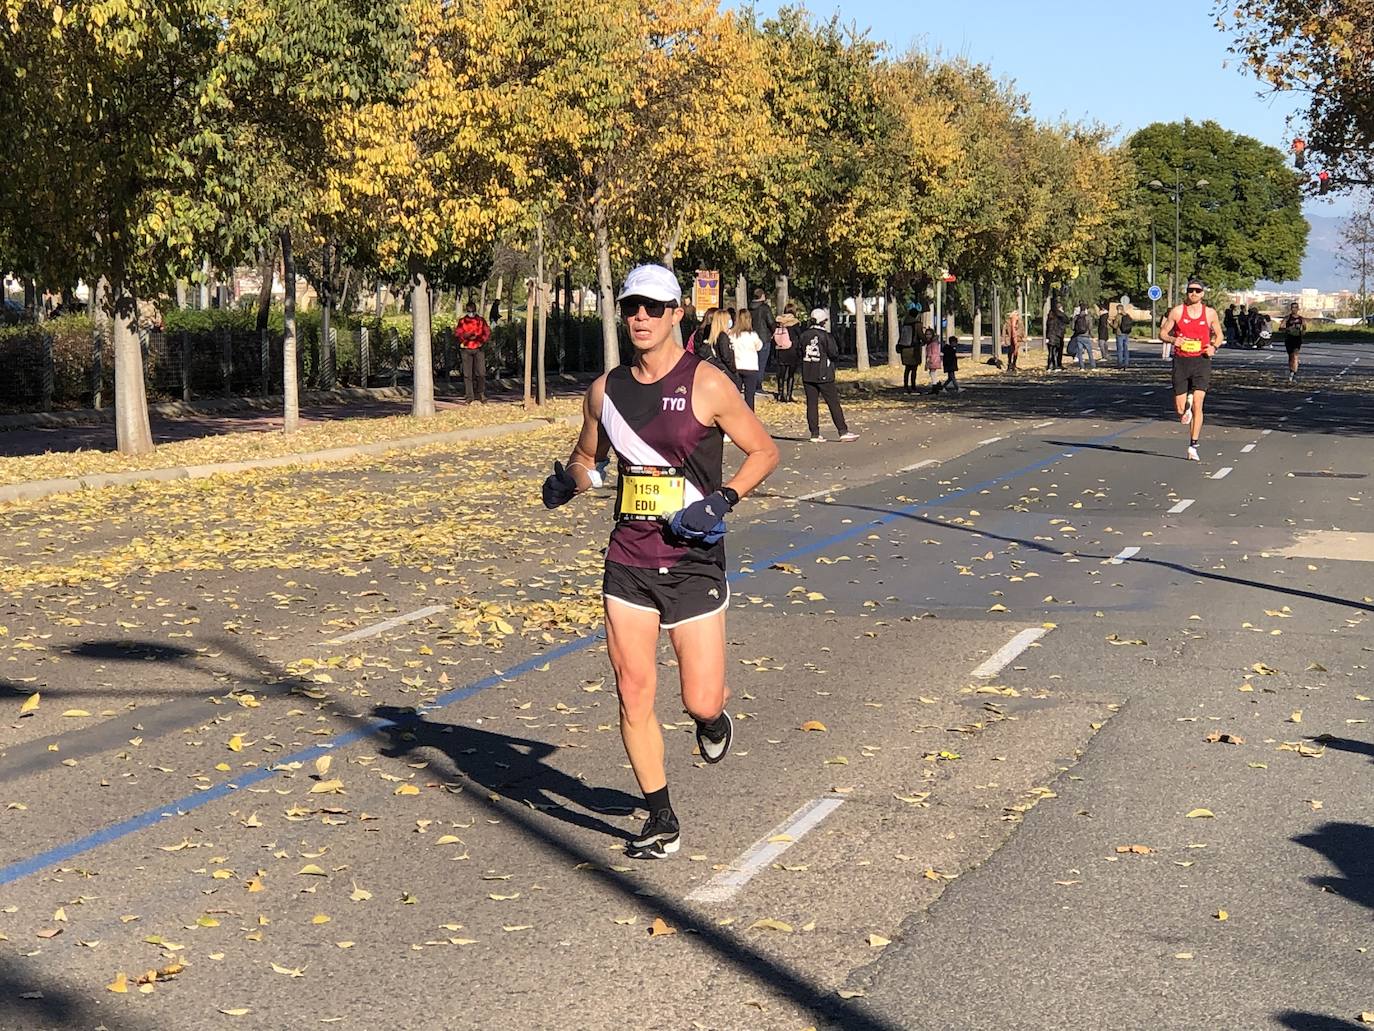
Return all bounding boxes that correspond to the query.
[1042,301,1136,371]
[1223,303,1273,349]
[686,292,857,442]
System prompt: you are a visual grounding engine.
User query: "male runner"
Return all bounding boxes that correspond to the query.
[541,264,778,858]
[1281,301,1305,382]
[1159,277,1223,462]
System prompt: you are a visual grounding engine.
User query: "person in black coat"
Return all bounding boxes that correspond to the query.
[799,309,858,442]
[772,309,801,402]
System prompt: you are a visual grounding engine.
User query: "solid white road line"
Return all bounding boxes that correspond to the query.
[1241,443,1256,453]
[795,486,839,502]
[899,459,937,473]
[978,436,1004,446]
[1032,419,1056,429]
[1109,546,1141,565]
[970,626,1050,679]
[1167,499,1195,514]
[1211,467,1233,480]
[327,604,448,644]
[685,795,848,904]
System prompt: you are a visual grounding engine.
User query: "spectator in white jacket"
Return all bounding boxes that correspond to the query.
[730,309,764,410]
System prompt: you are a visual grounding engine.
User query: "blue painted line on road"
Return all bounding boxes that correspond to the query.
[0,419,1148,887]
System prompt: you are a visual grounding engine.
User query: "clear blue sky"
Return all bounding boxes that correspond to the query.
[741,0,1349,220]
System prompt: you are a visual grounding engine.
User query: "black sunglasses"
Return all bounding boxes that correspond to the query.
[1186,287,1203,294]
[619,296,677,319]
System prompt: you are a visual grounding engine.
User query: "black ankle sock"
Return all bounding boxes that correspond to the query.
[1190,439,1199,448]
[644,785,671,816]
[697,712,728,740]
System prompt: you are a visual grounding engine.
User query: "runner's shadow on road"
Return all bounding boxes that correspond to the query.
[370,705,642,842]
[0,956,156,1031]
[1293,821,1374,913]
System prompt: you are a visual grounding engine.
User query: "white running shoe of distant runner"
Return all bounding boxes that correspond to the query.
[1187,446,1200,462]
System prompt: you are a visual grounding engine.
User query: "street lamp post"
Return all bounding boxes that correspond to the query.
[1149,170,1209,307]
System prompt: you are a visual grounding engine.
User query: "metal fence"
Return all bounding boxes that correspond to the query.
[0,312,892,414]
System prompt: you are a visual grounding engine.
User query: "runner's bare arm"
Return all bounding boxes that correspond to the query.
[694,364,778,499]
[562,378,609,492]
[1159,306,1181,344]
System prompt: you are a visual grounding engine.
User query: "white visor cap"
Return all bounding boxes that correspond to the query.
[617,264,683,304]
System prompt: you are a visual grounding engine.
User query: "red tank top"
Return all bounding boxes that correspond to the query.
[1173,304,1211,358]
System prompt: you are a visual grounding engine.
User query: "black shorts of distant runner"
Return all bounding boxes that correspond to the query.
[1172,355,1211,395]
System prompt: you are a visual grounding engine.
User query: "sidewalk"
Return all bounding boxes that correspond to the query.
[0,377,589,458]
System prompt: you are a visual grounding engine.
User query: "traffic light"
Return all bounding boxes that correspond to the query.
[1292,138,1307,169]
[1318,170,1331,195]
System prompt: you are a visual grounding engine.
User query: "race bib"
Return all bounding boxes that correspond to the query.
[1175,337,1205,356]
[616,465,686,521]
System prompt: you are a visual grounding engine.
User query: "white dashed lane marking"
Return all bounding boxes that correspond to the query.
[1241,443,1256,453]
[1109,546,1141,565]
[685,795,848,903]
[326,605,448,644]
[970,626,1050,679]
[1211,467,1233,480]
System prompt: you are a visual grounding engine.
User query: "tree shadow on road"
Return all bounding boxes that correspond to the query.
[371,705,641,842]
[1292,821,1374,913]
[0,955,153,1031]
[814,500,1374,613]
[1274,1013,1370,1030]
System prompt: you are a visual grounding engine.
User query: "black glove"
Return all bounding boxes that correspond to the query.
[541,461,578,509]
[669,490,731,544]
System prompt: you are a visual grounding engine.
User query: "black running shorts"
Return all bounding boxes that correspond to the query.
[1285,338,1302,355]
[1172,355,1211,395]
[603,561,729,629]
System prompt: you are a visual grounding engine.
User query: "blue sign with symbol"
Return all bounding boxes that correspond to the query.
[1147,285,1163,302]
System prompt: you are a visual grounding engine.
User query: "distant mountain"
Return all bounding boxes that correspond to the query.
[1259,213,1347,292]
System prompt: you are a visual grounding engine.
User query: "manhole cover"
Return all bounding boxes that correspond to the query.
[1291,471,1367,479]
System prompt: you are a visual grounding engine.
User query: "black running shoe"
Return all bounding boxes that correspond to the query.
[629,809,680,859]
[695,711,733,765]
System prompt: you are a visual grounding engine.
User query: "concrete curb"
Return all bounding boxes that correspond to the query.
[0,415,580,506]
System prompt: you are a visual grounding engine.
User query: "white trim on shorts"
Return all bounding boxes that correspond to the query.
[604,594,660,616]
[660,583,731,630]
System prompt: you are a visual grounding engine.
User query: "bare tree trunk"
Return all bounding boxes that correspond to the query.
[537,282,548,407]
[523,277,535,407]
[112,288,154,455]
[662,213,685,270]
[281,229,300,432]
[91,277,108,410]
[199,256,211,310]
[776,274,789,316]
[256,244,276,394]
[411,268,435,417]
[972,282,983,361]
[593,198,619,372]
[319,236,336,389]
[991,283,1001,360]
[854,279,870,371]
[174,280,188,310]
[735,272,747,312]
[886,279,900,369]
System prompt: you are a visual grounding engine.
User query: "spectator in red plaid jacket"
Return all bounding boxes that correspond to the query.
[455,301,492,402]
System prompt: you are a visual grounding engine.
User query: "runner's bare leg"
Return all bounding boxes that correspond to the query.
[606,598,665,793]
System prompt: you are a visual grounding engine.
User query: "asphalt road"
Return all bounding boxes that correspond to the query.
[0,339,1370,1031]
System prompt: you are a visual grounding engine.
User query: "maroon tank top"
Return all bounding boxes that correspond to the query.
[600,352,724,570]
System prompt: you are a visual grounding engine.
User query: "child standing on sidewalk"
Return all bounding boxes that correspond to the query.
[937,334,960,394]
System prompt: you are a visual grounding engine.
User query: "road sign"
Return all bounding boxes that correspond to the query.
[1147,285,1162,302]
[1119,294,1130,306]
[693,270,720,311]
